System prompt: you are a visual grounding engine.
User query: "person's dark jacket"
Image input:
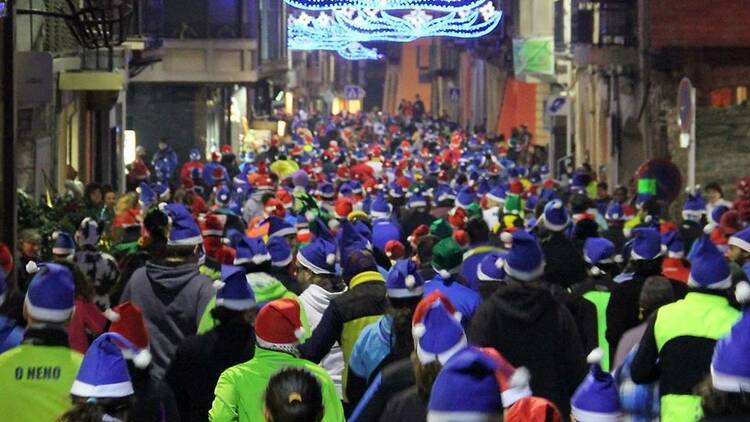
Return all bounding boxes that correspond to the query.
[398,209,435,246]
[271,267,302,295]
[120,261,214,379]
[349,357,415,422]
[130,365,180,422]
[540,231,588,289]
[468,281,587,419]
[165,321,255,422]
[378,385,427,422]
[605,262,688,360]
[602,225,628,256]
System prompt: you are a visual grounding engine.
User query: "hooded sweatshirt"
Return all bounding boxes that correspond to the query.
[468,281,587,418]
[121,261,214,379]
[300,284,347,397]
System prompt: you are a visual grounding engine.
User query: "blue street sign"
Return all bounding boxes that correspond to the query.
[345,85,365,100]
[449,88,460,103]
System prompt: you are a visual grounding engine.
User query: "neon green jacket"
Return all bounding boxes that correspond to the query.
[0,344,83,422]
[208,347,344,422]
[198,272,310,336]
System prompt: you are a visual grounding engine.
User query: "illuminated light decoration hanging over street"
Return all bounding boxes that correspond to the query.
[287,3,501,45]
[283,0,488,12]
[288,36,382,60]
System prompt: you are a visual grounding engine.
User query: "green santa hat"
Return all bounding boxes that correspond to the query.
[432,238,464,279]
[503,194,522,216]
[430,219,454,240]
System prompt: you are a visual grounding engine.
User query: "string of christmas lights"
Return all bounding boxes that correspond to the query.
[288,3,501,45]
[284,0,488,12]
[288,38,382,60]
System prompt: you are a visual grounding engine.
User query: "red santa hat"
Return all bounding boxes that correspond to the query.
[200,213,227,237]
[334,198,354,219]
[255,298,306,348]
[384,240,406,260]
[106,302,152,368]
[408,224,430,248]
[276,190,294,210]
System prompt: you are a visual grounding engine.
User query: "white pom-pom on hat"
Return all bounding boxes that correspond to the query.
[26,260,39,274]
[510,367,531,388]
[294,326,306,340]
[305,210,316,222]
[158,202,168,211]
[590,266,602,276]
[133,349,152,369]
[500,231,513,244]
[405,274,416,289]
[212,280,226,290]
[735,281,750,304]
[453,311,463,323]
[326,253,336,266]
[438,269,452,279]
[614,254,624,264]
[52,231,60,240]
[412,323,426,338]
[587,347,604,365]
[553,201,562,209]
[104,308,121,322]
[495,257,505,270]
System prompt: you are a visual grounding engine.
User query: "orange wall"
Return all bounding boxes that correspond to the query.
[395,39,432,112]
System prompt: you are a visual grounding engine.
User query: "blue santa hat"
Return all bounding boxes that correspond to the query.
[605,202,625,221]
[189,148,201,161]
[661,230,685,258]
[406,192,428,209]
[317,182,335,200]
[542,199,569,232]
[682,186,706,221]
[234,236,272,266]
[708,205,730,227]
[500,230,545,282]
[70,332,148,398]
[524,195,539,213]
[570,172,588,195]
[161,203,203,246]
[388,183,405,198]
[571,348,622,422]
[584,237,615,276]
[267,236,293,268]
[297,237,337,275]
[412,292,467,365]
[338,182,354,198]
[338,219,371,263]
[728,226,750,254]
[153,181,170,201]
[629,228,662,261]
[137,182,156,207]
[214,185,232,207]
[486,185,506,204]
[386,259,425,298]
[434,184,455,204]
[370,192,392,220]
[688,236,732,290]
[428,161,440,174]
[476,179,491,196]
[24,262,75,323]
[455,187,476,209]
[711,282,750,392]
[428,347,503,421]
[52,231,76,256]
[213,265,256,311]
[477,251,507,283]
[264,216,297,238]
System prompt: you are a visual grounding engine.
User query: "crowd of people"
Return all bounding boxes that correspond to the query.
[1,110,750,422]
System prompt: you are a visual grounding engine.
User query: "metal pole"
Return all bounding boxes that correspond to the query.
[1,0,17,275]
[688,87,696,188]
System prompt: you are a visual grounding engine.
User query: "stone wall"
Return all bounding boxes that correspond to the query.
[671,104,750,203]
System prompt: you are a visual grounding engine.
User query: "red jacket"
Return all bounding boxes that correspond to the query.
[180,161,205,186]
[69,297,107,353]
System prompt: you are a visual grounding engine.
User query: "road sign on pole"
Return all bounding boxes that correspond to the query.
[344,85,365,100]
[449,88,460,103]
[677,77,696,188]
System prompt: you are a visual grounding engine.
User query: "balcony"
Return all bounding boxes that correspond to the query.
[573,0,638,66]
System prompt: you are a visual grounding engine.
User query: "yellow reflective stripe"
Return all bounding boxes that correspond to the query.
[349,271,385,289]
[463,245,501,260]
[660,394,702,422]
[341,315,383,400]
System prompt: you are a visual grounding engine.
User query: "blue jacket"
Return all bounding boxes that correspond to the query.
[152,148,179,178]
[202,161,229,187]
[461,243,502,291]
[0,315,23,354]
[349,315,393,383]
[423,275,481,327]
